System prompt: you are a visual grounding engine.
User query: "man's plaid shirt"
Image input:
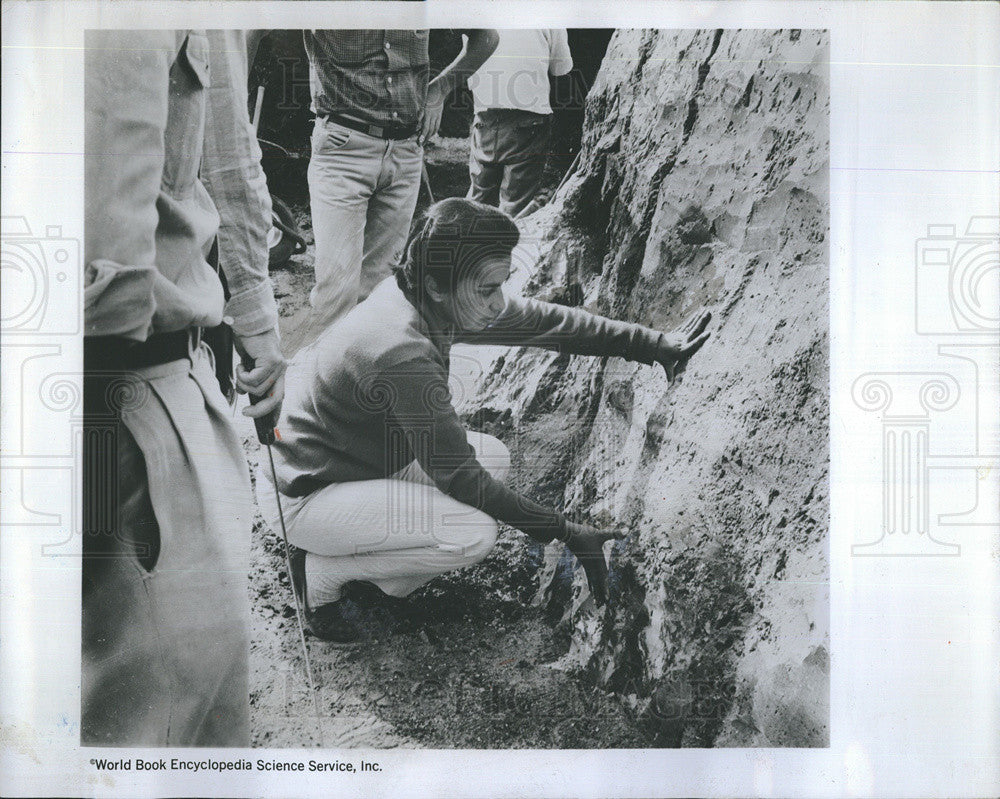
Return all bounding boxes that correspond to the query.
[304,30,432,128]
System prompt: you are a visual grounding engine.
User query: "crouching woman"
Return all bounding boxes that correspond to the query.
[260,198,710,641]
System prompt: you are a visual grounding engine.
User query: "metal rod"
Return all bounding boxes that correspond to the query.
[267,443,325,747]
[421,161,435,205]
[251,85,265,134]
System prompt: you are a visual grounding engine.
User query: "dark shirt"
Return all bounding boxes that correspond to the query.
[304,30,430,127]
[272,278,665,543]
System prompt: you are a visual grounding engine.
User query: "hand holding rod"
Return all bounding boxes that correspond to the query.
[240,351,279,444]
[239,350,324,745]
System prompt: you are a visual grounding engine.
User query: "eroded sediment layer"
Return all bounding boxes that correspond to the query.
[457,28,829,747]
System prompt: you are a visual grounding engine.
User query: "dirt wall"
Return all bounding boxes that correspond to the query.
[457,28,830,747]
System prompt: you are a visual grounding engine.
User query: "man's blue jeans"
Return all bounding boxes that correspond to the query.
[307,118,423,330]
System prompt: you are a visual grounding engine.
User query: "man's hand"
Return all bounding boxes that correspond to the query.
[419,80,446,145]
[564,521,623,605]
[234,327,286,419]
[419,29,498,146]
[656,310,712,382]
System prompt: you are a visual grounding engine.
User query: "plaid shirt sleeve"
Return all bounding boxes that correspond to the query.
[84,30,177,340]
[201,29,279,338]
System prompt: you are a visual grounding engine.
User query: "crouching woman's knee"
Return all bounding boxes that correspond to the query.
[452,516,499,567]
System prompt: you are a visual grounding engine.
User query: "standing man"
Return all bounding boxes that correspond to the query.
[302,29,499,331]
[83,29,285,747]
[466,29,573,217]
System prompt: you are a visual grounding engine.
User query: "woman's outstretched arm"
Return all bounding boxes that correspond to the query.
[460,296,711,381]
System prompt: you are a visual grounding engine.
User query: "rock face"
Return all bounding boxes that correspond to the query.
[457,29,829,747]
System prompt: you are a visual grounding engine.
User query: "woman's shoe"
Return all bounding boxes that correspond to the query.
[342,580,404,608]
[287,545,360,643]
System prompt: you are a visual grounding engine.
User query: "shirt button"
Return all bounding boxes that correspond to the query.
[384,41,391,50]
[387,75,393,85]
[392,111,399,119]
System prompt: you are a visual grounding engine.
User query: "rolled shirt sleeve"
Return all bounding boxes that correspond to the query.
[84,30,175,340]
[201,29,279,338]
[548,29,573,77]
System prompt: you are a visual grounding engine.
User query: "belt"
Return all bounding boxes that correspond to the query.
[85,328,201,371]
[474,108,552,128]
[321,113,419,141]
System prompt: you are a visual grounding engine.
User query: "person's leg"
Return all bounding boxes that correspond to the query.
[467,114,502,207]
[82,350,253,747]
[498,116,552,218]
[307,119,380,328]
[290,479,499,602]
[82,396,177,746]
[357,135,423,302]
[284,433,511,603]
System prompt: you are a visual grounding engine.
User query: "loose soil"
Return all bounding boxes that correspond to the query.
[246,137,646,748]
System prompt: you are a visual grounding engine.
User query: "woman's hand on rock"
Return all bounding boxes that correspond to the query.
[656,310,712,382]
[564,521,623,605]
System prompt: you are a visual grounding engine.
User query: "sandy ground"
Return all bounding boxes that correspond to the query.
[243,138,646,748]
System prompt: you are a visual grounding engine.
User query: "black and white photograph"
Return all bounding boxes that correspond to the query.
[79,26,828,750]
[1,2,997,797]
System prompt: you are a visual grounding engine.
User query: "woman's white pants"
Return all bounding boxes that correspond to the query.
[258,432,511,604]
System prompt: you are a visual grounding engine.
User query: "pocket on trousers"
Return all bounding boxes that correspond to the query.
[513,119,552,153]
[315,121,352,151]
[116,421,163,574]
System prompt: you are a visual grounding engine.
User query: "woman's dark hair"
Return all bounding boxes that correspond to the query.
[393,198,520,298]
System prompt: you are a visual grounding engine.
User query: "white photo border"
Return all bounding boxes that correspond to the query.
[1,1,998,797]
